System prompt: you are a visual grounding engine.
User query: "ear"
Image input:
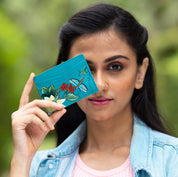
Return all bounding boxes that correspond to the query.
[135,57,149,89]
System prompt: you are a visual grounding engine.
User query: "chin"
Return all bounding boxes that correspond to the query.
[86,112,112,122]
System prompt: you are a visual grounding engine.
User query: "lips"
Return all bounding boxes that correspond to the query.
[88,97,113,106]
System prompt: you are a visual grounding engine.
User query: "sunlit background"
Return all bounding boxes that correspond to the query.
[0,0,178,176]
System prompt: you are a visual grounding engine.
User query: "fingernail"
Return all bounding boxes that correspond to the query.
[56,103,65,108]
[30,72,35,77]
[51,125,55,130]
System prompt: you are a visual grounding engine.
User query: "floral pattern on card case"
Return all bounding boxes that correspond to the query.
[34,54,98,115]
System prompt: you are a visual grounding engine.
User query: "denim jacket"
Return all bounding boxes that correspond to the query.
[30,115,178,177]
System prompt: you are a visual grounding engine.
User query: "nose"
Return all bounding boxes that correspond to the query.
[94,70,108,92]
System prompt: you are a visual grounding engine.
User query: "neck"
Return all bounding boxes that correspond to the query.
[81,111,134,152]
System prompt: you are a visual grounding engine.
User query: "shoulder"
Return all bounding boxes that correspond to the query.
[151,130,178,176]
[134,116,178,151]
[151,129,178,151]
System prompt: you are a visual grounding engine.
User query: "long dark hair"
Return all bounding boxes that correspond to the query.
[55,3,168,145]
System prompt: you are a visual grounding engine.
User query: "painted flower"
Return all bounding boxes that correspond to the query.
[68,83,75,93]
[56,99,66,104]
[44,95,55,101]
[43,95,56,115]
[43,95,65,115]
[60,83,69,91]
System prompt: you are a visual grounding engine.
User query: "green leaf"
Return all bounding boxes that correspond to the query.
[55,95,60,101]
[65,93,79,102]
[64,90,69,98]
[49,85,55,95]
[41,87,49,95]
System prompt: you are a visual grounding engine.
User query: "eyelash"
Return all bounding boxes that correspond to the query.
[107,63,123,72]
[89,62,123,73]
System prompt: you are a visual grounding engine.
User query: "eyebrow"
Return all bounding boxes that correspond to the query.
[86,55,129,64]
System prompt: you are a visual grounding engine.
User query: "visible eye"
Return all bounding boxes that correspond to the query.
[107,63,123,72]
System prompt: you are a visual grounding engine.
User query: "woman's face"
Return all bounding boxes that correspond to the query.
[68,29,148,122]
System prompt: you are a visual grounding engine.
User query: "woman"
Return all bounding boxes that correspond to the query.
[10,3,178,177]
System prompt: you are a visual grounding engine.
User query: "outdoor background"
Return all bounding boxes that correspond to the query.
[0,0,178,176]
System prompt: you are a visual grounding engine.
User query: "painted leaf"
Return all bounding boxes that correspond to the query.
[55,95,60,100]
[41,87,49,96]
[64,90,69,98]
[65,93,79,102]
[49,85,55,95]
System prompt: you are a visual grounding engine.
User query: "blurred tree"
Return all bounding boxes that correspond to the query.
[0,5,30,174]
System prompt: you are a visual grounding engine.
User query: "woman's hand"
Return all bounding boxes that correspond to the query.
[10,73,66,177]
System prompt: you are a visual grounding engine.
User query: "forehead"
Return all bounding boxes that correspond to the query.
[69,29,136,61]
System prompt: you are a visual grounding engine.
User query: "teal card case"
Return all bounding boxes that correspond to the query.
[34,54,98,114]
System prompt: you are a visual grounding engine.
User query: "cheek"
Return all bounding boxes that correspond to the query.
[121,77,136,91]
[109,73,136,96]
[77,98,88,112]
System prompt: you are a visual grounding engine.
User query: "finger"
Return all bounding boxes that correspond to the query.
[50,108,66,125]
[23,107,55,130]
[22,99,64,111]
[19,73,35,108]
[12,114,48,133]
[25,114,49,132]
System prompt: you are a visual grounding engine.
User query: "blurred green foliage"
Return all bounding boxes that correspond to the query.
[0,0,178,175]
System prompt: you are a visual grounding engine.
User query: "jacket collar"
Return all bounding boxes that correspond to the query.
[49,120,87,156]
[50,114,153,176]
